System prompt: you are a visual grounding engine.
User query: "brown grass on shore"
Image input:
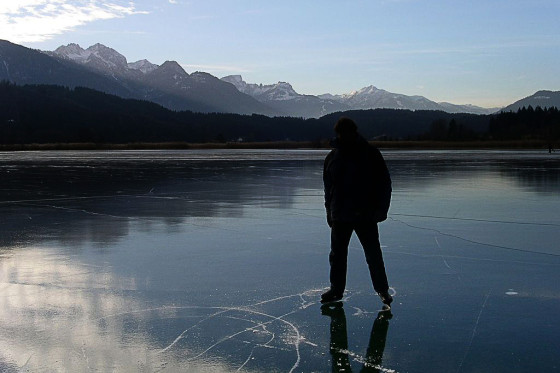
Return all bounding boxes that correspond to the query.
[370,140,553,149]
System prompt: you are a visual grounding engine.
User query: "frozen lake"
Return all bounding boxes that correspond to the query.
[1,149,559,372]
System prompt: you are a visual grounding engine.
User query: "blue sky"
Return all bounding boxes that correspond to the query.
[2,0,559,107]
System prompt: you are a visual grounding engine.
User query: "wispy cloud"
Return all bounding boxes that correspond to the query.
[0,1,147,43]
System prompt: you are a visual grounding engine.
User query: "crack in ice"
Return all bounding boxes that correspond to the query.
[95,290,323,373]
[457,290,491,373]
[390,217,560,258]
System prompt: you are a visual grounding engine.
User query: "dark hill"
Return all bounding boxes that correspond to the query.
[1,82,494,145]
[502,90,560,112]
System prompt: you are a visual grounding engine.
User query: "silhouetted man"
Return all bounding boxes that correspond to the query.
[322,117,392,306]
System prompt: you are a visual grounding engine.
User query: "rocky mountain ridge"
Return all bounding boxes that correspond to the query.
[51,42,502,117]
[222,75,503,117]
[1,40,556,118]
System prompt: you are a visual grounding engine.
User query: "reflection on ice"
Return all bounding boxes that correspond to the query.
[0,244,324,372]
[0,247,152,371]
[322,302,393,373]
[1,150,559,372]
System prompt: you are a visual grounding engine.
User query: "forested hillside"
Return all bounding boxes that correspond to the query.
[1,82,558,146]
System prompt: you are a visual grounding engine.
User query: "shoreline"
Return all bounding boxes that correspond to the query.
[0,140,555,151]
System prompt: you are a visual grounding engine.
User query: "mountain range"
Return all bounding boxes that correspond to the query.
[319,86,501,115]
[47,42,277,115]
[0,39,557,118]
[222,75,501,117]
[0,40,276,116]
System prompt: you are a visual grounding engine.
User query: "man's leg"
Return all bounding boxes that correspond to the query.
[354,222,389,294]
[328,222,354,294]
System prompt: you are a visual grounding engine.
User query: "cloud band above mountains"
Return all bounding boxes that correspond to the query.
[0,0,146,43]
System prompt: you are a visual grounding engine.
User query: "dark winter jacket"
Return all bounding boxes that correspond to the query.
[323,134,391,224]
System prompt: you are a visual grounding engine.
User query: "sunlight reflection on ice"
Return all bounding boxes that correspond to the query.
[0,246,328,371]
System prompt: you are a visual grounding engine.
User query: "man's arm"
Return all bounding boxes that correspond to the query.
[370,147,392,222]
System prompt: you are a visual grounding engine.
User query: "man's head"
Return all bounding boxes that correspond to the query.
[334,117,358,140]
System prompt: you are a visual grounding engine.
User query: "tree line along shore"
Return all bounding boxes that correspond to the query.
[1,82,559,150]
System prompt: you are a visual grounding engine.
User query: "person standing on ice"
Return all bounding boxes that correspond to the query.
[321,117,393,306]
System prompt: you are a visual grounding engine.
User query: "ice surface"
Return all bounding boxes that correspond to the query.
[0,149,558,372]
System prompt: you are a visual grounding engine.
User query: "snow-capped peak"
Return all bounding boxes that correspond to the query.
[54,43,90,62]
[221,76,300,101]
[52,43,129,72]
[128,59,158,74]
[348,85,386,98]
[222,75,247,91]
[267,82,298,101]
[226,75,244,84]
[358,85,379,94]
[85,43,128,69]
[276,82,294,90]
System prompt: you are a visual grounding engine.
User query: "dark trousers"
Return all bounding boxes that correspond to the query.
[329,221,389,294]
